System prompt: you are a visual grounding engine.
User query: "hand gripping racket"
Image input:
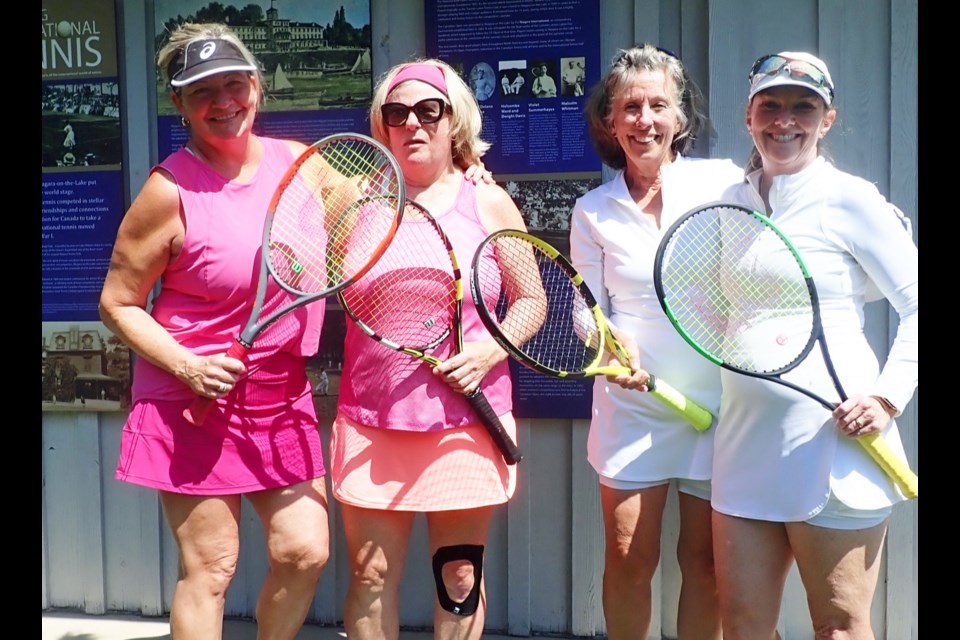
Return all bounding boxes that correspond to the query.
[184,133,405,426]
[471,229,714,432]
[337,199,523,465]
[653,202,918,498]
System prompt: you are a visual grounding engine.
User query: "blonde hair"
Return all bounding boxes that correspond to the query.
[370,58,490,166]
[157,22,264,104]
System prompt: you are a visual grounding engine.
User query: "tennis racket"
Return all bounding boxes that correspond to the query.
[653,202,918,498]
[183,133,405,426]
[471,230,714,432]
[337,199,522,465]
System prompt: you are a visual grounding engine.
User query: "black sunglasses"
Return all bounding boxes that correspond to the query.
[380,98,451,127]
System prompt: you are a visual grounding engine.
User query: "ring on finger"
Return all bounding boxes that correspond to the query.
[855,417,864,428]
[217,382,229,394]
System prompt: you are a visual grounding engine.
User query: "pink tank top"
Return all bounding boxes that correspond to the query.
[132,137,324,401]
[337,179,513,431]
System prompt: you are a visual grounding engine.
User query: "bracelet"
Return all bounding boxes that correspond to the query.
[871,395,899,417]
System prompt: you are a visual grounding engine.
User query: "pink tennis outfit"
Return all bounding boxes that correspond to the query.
[115,137,327,495]
[331,178,516,510]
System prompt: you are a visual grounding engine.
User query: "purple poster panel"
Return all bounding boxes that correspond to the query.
[425,0,601,176]
[426,0,601,418]
[155,1,373,159]
[42,1,131,412]
[42,1,124,324]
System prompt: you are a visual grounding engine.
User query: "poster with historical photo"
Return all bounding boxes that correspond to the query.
[41,50,124,300]
[42,1,123,169]
[42,0,127,402]
[42,322,132,413]
[155,0,373,159]
[425,0,601,177]
[425,0,602,418]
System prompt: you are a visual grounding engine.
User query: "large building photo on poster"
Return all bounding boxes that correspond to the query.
[155,0,373,158]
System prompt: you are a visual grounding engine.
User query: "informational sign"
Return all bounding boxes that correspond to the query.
[425,0,601,176]
[42,1,124,323]
[426,0,602,418]
[42,0,129,411]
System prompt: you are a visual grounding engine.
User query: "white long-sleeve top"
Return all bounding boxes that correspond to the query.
[713,157,918,520]
[569,156,744,482]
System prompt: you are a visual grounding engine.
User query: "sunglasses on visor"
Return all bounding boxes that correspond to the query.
[749,55,834,101]
[380,98,451,127]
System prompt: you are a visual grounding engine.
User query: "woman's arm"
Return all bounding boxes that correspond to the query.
[433,184,527,394]
[99,170,244,396]
[849,194,918,410]
[476,182,526,233]
[569,198,648,390]
[568,201,608,317]
[829,185,918,435]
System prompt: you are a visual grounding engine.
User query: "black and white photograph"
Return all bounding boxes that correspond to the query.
[530,60,558,98]
[502,177,601,254]
[560,56,586,96]
[498,59,527,99]
[469,61,496,101]
[42,322,131,412]
[41,81,122,168]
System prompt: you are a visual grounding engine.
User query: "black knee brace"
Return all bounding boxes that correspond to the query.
[431,544,484,616]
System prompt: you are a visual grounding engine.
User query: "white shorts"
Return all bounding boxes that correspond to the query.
[598,475,711,501]
[806,492,891,530]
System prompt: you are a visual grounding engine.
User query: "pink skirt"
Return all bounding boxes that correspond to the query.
[329,412,517,511]
[116,369,325,495]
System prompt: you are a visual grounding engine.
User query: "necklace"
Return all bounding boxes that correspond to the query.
[184,143,209,166]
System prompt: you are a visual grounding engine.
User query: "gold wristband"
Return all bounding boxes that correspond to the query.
[871,395,899,417]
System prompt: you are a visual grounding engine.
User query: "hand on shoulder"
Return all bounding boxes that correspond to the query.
[461,158,495,185]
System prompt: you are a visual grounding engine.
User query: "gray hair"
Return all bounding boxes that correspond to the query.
[584,44,707,168]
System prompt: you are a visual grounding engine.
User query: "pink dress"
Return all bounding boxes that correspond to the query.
[115,137,326,495]
[330,178,516,510]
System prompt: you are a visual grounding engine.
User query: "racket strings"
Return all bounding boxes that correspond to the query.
[485,238,600,373]
[268,138,402,295]
[339,202,458,351]
[659,207,815,373]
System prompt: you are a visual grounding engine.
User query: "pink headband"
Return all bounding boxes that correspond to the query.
[387,63,448,96]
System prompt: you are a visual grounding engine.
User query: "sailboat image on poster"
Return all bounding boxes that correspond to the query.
[268,63,295,98]
[350,48,371,74]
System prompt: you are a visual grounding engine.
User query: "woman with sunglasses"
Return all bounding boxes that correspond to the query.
[329,59,526,639]
[712,52,918,639]
[569,44,742,639]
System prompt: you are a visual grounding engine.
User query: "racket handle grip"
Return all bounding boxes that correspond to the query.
[648,376,714,432]
[183,396,216,427]
[466,389,523,465]
[182,341,249,427]
[857,433,919,499]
